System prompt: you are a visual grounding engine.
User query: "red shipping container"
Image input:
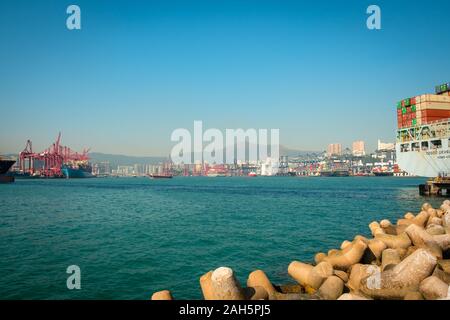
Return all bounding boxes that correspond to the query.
[411,97,416,105]
[411,112,416,119]
[422,109,450,117]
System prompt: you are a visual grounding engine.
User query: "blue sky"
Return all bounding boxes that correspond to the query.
[1,0,449,156]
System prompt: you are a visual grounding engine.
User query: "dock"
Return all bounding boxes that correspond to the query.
[419,177,450,196]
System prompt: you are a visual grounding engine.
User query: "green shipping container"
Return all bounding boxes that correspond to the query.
[411,105,416,112]
[404,98,411,106]
[402,107,407,114]
[436,85,442,94]
[441,84,448,92]
[412,118,417,126]
[397,101,402,109]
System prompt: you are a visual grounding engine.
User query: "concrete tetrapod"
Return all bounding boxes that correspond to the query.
[322,239,368,270]
[381,249,401,271]
[243,286,269,300]
[247,270,277,296]
[200,271,215,300]
[151,290,173,300]
[288,261,333,290]
[369,221,385,237]
[367,239,387,261]
[405,224,450,251]
[428,217,443,226]
[374,232,411,249]
[359,248,437,299]
[318,276,344,300]
[411,211,430,227]
[314,252,326,264]
[403,292,424,300]
[380,219,397,235]
[422,203,432,212]
[337,293,371,300]
[347,264,380,292]
[426,224,446,236]
[443,212,450,234]
[211,267,245,300]
[419,276,449,300]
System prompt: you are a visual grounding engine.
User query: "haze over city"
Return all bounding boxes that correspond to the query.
[1,0,450,156]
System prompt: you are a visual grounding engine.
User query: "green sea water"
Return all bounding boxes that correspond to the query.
[0,176,441,299]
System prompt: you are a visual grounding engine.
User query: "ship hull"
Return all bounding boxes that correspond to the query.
[395,145,450,178]
[61,166,94,178]
[0,160,15,175]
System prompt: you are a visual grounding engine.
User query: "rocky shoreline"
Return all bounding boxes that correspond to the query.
[152,201,450,300]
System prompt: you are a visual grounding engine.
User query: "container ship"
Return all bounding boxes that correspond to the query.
[396,82,450,177]
[0,157,16,183]
[61,161,94,178]
[0,158,15,175]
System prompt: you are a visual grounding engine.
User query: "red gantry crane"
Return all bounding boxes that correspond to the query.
[18,133,89,178]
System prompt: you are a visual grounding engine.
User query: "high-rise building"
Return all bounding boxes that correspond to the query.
[352,140,366,157]
[327,143,342,157]
[377,139,395,151]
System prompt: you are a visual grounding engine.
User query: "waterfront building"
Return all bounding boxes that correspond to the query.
[352,140,366,157]
[377,139,395,151]
[260,157,278,176]
[327,143,342,157]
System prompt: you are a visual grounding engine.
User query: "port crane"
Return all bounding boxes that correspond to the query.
[18,133,89,177]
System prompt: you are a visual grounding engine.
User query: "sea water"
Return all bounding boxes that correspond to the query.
[0,176,440,299]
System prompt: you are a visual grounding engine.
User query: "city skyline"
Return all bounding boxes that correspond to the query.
[1,0,450,156]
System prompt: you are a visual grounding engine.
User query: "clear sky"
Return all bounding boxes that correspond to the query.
[1,0,449,156]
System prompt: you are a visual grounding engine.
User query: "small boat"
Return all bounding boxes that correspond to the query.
[148,174,173,179]
[320,168,350,177]
[248,172,257,177]
[372,171,394,177]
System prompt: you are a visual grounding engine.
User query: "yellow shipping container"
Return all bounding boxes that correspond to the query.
[416,101,450,111]
[415,95,421,104]
[420,94,450,103]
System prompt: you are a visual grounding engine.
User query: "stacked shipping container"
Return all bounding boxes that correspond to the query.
[397,82,450,128]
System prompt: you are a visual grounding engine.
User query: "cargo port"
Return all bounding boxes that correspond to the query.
[14,133,93,179]
[4,83,449,183]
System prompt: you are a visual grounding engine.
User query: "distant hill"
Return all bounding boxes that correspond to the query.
[279,145,321,157]
[88,152,167,168]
